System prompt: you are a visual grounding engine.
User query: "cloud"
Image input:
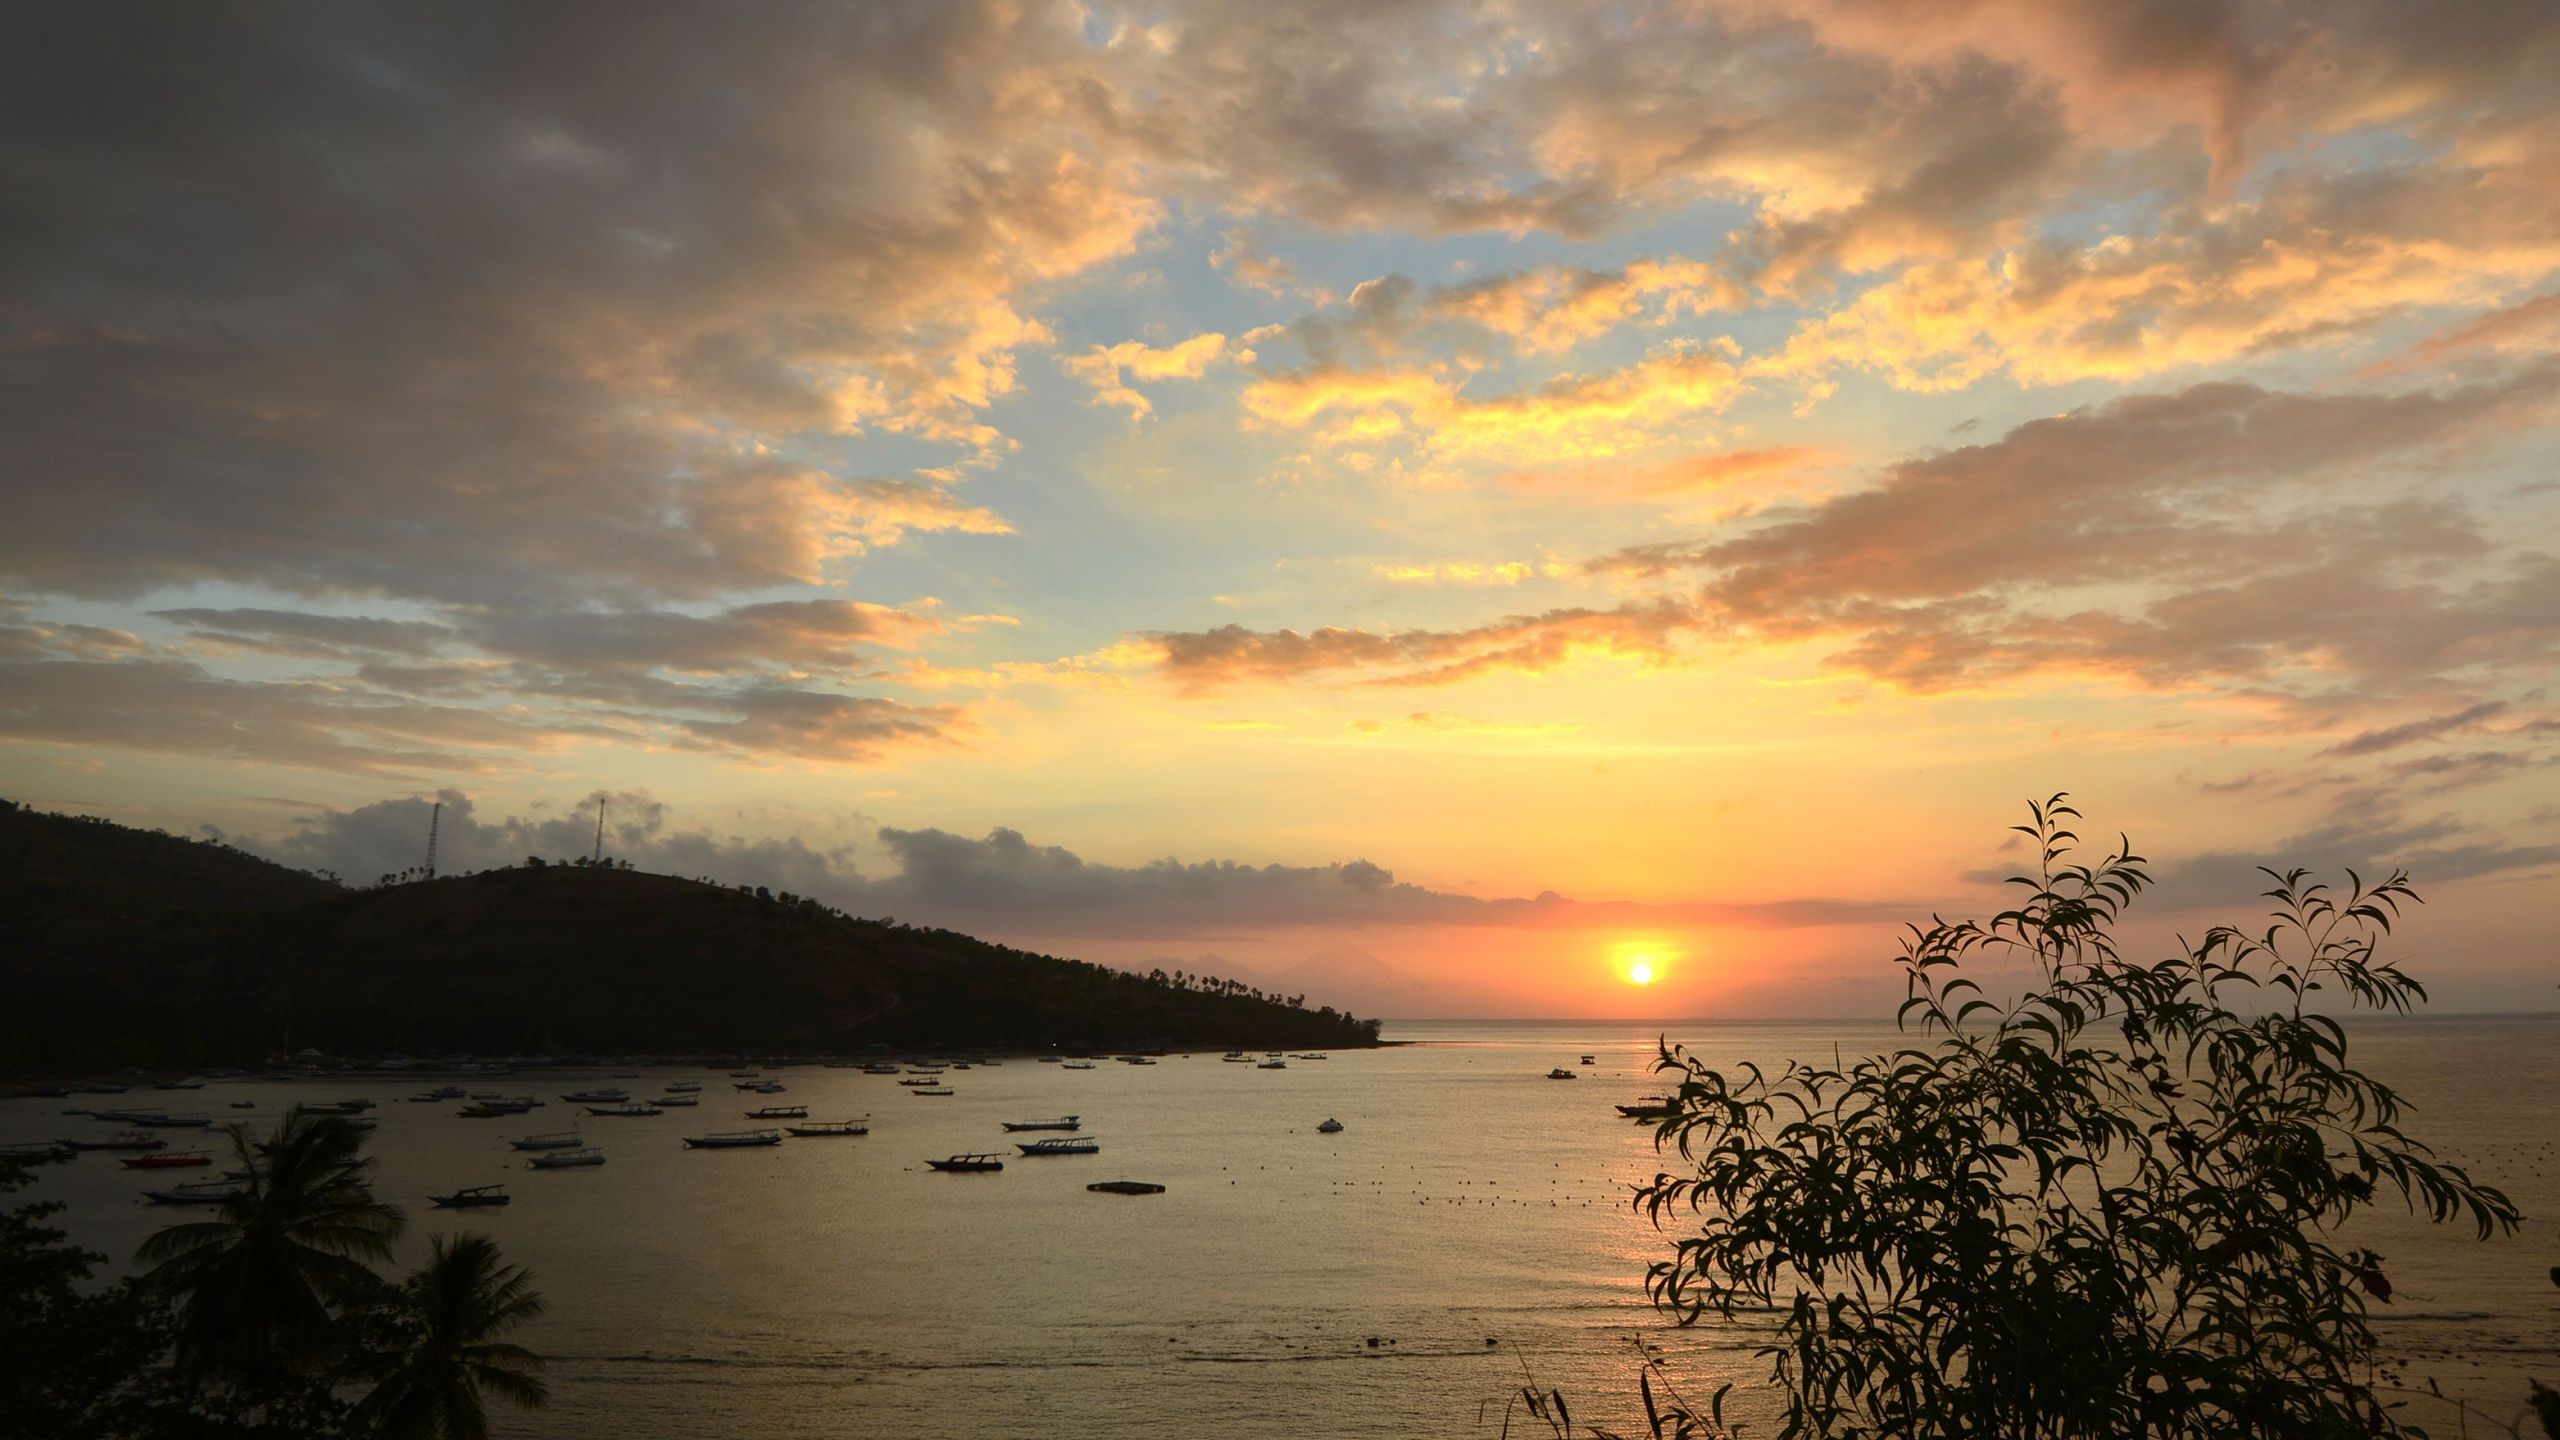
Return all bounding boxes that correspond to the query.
[1059,332,1237,417]
[2320,701,2511,757]
[1244,339,1746,466]
[0,607,972,773]
[1759,161,2560,395]
[0,2,1128,609]
[1144,599,1705,691]
[255,793,1910,940]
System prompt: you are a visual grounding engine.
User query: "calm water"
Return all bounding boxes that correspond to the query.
[8,1016,2556,1437]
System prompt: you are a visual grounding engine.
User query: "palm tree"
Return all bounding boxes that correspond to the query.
[138,1108,405,1381]
[355,1233,549,1440]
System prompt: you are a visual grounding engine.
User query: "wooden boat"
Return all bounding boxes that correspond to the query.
[132,1111,212,1128]
[121,1150,213,1169]
[1616,1099,1678,1119]
[528,1148,605,1169]
[1546,1068,1578,1080]
[1061,1062,1096,1070]
[1317,1118,1344,1134]
[1087,1180,1165,1195]
[1000,1115,1081,1132]
[144,1180,246,1205]
[784,1121,868,1137]
[560,1088,628,1103]
[896,1077,943,1087]
[1256,1059,1287,1069]
[429,1184,510,1208]
[0,1140,72,1163]
[665,1081,702,1093]
[508,1132,585,1151]
[585,1103,663,1117]
[1581,1054,1598,1066]
[64,1129,167,1152]
[907,1087,954,1097]
[652,1094,700,1107]
[305,1099,375,1114]
[458,1097,541,1117]
[409,1086,466,1102]
[735,1080,786,1093]
[1016,1136,1101,1157]
[682,1130,782,1149]
[926,1154,1004,1172]
[746,1105,809,1120]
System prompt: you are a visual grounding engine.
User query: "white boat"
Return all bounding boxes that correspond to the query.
[682,1130,782,1149]
[509,1132,585,1151]
[528,1147,605,1169]
[652,1094,701,1107]
[1317,1118,1344,1133]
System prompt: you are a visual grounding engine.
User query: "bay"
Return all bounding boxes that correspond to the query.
[7,1014,2553,1437]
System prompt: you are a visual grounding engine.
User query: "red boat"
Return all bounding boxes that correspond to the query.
[120,1150,213,1169]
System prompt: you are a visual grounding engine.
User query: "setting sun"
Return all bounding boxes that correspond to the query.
[1630,962,1656,985]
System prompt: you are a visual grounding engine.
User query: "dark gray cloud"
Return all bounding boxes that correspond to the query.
[254,793,1912,938]
[2321,702,2512,757]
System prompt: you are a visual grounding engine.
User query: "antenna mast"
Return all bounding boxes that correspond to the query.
[593,796,606,865]
[425,800,441,881]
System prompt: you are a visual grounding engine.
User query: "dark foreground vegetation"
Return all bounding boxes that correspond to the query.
[5,1109,543,1440]
[1584,797,2550,1440]
[0,799,1380,1070]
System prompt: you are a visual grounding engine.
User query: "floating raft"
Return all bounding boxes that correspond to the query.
[1087,1180,1166,1195]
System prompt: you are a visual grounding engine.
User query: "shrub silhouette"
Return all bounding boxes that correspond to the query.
[1635,796,2519,1440]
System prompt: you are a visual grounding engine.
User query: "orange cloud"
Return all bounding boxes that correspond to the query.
[1060,332,1239,417]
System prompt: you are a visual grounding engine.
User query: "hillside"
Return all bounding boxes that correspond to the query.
[0,801,1380,1069]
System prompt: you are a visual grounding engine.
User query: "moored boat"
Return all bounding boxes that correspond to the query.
[144,1180,246,1205]
[131,1111,212,1127]
[784,1121,868,1137]
[926,1154,1004,1172]
[1016,1136,1101,1157]
[1546,1068,1578,1080]
[1256,1059,1287,1069]
[122,1150,213,1169]
[682,1130,782,1149]
[1000,1115,1081,1132]
[585,1103,663,1117]
[1616,1098,1677,1119]
[528,1148,606,1169]
[1317,1118,1344,1133]
[746,1105,808,1120]
[508,1131,585,1151]
[1087,1179,1165,1195]
[64,1129,167,1152]
[652,1094,700,1107]
[665,1081,702,1093]
[907,1087,954,1097]
[1,1140,73,1163]
[560,1088,629,1104]
[429,1184,510,1208]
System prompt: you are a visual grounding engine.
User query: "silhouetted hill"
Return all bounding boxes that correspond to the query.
[0,801,1379,1069]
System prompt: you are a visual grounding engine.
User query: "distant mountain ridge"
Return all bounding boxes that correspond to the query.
[0,800,1380,1071]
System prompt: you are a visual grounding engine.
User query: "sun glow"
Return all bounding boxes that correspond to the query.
[1629,961,1656,985]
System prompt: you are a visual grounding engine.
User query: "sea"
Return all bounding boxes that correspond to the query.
[7,1015,2555,1438]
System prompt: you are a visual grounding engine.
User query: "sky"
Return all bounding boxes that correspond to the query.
[3,1,2556,1019]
